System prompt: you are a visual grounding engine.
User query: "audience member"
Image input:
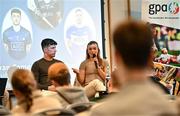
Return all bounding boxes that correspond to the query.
[31,38,63,90]
[46,62,89,108]
[72,41,107,98]
[90,20,178,115]
[11,69,62,115]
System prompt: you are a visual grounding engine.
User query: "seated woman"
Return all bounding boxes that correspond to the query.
[11,69,62,115]
[73,41,107,98]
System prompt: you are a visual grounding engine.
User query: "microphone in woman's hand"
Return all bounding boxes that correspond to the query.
[93,54,98,68]
[93,54,96,58]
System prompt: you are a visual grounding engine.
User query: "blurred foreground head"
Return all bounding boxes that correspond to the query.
[48,62,70,87]
[113,20,153,69]
[11,69,37,92]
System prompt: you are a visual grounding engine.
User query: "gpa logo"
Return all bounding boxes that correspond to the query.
[149,1,179,15]
[169,2,179,14]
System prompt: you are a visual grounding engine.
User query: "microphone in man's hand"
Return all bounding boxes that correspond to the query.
[93,54,98,69]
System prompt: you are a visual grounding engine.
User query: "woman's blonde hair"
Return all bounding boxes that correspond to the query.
[11,69,37,112]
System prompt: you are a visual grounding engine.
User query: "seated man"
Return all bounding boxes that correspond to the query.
[45,62,89,108]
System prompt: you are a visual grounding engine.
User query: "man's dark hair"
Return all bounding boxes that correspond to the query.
[50,69,71,86]
[41,38,57,50]
[113,20,153,69]
[11,8,21,15]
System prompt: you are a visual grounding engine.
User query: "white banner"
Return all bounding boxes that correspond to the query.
[141,0,180,29]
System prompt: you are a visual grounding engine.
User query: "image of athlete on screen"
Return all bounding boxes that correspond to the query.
[64,7,97,68]
[27,0,63,29]
[66,8,92,47]
[3,8,32,60]
[64,7,96,64]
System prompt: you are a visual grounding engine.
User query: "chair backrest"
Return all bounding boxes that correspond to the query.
[66,102,95,114]
[33,108,75,116]
[0,78,7,97]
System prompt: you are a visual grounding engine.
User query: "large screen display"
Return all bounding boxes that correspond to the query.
[0,0,105,89]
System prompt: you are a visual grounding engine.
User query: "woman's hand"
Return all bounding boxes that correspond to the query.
[72,68,79,74]
[72,68,85,85]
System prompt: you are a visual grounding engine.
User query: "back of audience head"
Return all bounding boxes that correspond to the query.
[48,62,71,87]
[11,69,37,112]
[113,20,153,69]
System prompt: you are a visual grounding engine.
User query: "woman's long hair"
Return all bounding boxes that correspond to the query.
[86,41,103,67]
[11,69,36,112]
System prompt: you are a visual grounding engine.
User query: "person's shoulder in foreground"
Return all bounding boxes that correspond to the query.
[90,20,178,116]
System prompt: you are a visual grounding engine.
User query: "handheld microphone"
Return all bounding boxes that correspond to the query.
[92,54,96,58]
[93,54,98,69]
